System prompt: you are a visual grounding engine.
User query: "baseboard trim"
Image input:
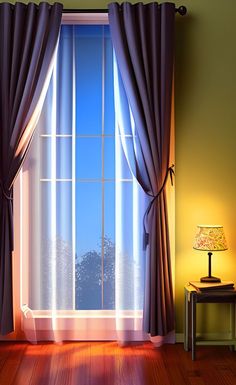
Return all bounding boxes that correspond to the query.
[175,332,233,344]
[175,333,184,343]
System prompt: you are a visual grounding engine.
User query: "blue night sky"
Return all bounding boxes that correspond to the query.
[42,25,116,258]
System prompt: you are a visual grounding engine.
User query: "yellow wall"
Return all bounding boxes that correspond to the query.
[2,0,236,336]
[174,0,236,334]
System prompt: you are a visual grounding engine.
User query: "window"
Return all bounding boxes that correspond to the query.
[21,22,138,313]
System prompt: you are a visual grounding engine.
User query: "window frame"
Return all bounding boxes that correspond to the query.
[15,13,143,339]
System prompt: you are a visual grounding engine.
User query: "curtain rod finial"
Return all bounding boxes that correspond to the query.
[176,5,187,16]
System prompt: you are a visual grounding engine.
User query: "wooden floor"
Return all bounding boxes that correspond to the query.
[0,342,235,385]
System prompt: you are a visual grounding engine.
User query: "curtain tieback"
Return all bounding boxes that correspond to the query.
[0,180,13,201]
[143,165,175,249]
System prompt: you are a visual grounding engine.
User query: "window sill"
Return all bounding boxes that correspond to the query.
[22,305,143,319]
[21,305,146,341]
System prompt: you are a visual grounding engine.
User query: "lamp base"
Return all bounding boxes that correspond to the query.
[200,276,221,283]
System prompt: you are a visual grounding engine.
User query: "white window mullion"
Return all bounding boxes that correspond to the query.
[72,25,76,310]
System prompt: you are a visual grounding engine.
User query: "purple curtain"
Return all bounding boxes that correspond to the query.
[109,2,175,337]
[0,2,62,335]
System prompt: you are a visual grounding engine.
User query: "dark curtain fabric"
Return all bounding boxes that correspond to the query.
[0,2,62,335]
[108,2,175,337]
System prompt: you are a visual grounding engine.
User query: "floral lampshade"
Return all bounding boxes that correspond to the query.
[193,225,228,251]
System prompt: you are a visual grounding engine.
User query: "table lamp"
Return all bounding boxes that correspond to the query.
[193,225,227,283]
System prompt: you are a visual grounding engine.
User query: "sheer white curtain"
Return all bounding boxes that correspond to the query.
[19,23,147,343]
[114,55,148,342]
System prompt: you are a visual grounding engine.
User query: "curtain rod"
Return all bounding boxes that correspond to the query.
[63,6,187,16]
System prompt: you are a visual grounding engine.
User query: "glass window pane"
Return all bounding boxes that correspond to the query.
[56,26,73,135]
[117,181,134,258]
[104,137,115,179]
[40,138,51,179]
[56,182,73,309]
[104,182,115,309]
[27,171,43,310]
[55,25,73,134]
[75,26,102,135]
[75,182,102,310]
[56,137,72,179]
[116,136,133,180]
[56,182,72,245]
[40,182,52,242]
[36,181,52,309]
[40,137,73,180]
[104,182,115,242]
[35,182,74,310]
[116,181,135,310]
[37,26,73,135]
[39,182,53,310]
[104,30,115,135]
[38,81,54,135]
[76,138,102,179]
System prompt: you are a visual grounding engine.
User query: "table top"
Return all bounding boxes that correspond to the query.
[185,283,236,302]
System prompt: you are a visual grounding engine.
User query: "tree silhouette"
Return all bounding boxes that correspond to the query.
[75,237,115,310]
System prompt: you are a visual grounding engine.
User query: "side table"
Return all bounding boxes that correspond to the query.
[184,284,236,360]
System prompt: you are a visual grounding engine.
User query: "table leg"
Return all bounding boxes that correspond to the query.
[184,288,189,351]
[191,293,196,360]
[230,302,236,351]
